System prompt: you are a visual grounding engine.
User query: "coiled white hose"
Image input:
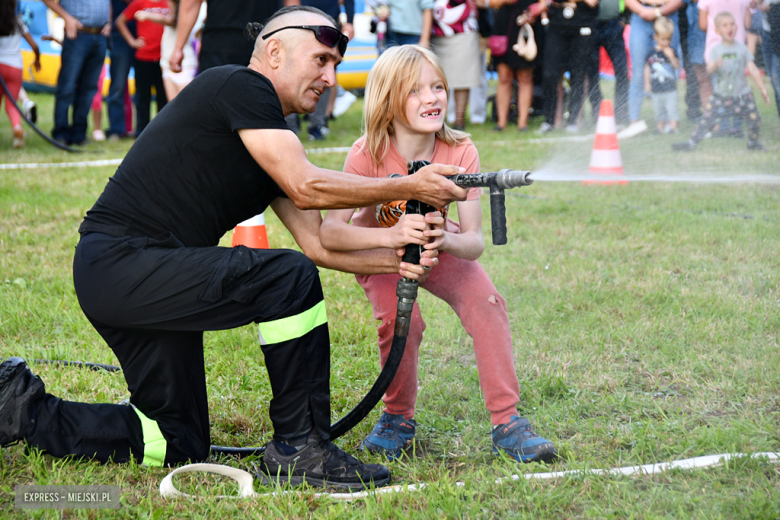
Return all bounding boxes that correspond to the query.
[159,452,779,502]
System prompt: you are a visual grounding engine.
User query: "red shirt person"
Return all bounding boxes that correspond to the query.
[115,0,171,134]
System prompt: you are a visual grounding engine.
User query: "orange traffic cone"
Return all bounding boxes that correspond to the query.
[232,213,269,249]
[586,100,628,185]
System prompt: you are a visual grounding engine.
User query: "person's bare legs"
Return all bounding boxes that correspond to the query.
[92,108,102,135]
[694,65,712,106]
[495,63,514,129]
[516,68,534,130]
[555,77,565,128]
[163,78,187,102]
[454,89,469,128]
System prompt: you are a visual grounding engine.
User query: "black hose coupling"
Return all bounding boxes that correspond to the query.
[448,169,534,246]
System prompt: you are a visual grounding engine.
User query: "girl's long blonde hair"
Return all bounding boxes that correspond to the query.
[361,45,469,165]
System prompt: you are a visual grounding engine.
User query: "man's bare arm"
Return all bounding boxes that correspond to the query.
[270,198,436,279]
[170,0,202,71]
[239,128,468,210]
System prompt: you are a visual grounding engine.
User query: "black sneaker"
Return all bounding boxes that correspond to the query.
[257,431,391,490]
[307,125,327,141]
[0,357,45,447]
[672,140,697,151]
[747,141,765,151]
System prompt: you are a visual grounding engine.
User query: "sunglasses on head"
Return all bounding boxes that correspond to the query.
[261,25,348,57]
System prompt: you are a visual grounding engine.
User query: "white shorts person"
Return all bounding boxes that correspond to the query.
[159,4,206,84]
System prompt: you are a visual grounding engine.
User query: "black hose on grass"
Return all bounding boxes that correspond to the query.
[0,73,84,153]
[34,359,121,372]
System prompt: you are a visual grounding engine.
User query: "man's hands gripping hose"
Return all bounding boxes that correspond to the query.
[403,164,468,209]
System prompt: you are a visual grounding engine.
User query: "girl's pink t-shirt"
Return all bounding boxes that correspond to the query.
[344,135,482,232]
[698,0,750,62]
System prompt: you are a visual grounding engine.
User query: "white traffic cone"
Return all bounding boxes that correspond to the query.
[586,100,628,185]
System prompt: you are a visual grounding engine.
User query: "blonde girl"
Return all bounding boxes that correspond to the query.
[320,45,557,463]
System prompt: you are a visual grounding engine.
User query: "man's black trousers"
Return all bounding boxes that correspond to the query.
[26,232,331,466]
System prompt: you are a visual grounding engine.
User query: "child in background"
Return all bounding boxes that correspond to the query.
[135,0,205,100]
[320,45,558,464]
[644,17,680,134]
[115,0,170,135]
[698,0,752,137]
[0,0,40,148]
[673,11,770,151]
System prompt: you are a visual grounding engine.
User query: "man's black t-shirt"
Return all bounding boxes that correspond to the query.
[79,66,290,247]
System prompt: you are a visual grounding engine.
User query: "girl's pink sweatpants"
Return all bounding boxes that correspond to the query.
[356,251,521,426]
[0,64,22,128]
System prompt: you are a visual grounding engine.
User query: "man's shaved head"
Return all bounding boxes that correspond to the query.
[248,6,337,59]
[246,6,343,117]
[262,6,337,35]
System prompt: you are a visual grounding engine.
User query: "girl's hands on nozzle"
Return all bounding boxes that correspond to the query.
[387,214,429,249]
[397,248,439,281]
[422,211,446,252]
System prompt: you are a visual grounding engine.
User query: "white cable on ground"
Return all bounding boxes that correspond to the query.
[0,159,123,170]
[159,452,779,502]
[306,146,353,154]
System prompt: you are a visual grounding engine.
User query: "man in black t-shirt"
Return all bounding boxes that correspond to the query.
[0,6,467,490]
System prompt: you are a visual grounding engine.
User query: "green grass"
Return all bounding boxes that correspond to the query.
[1,82,779,518]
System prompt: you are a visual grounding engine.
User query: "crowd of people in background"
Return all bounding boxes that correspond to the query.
[1,0,778,149]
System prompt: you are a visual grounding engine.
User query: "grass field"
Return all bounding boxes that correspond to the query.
[1,83,780,519]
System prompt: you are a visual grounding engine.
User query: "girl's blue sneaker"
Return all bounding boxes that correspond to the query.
[361,412,416,460]
[492,416,558,463]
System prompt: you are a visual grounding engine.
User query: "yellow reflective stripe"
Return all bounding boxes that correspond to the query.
[132,406,167,467]
[258,300,328,345]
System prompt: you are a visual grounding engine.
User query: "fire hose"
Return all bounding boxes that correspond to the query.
[33,166,535,457]
[210,164,534,457]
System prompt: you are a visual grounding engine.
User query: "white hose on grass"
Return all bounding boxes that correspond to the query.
[159,451,779,502]
[0,159,123,170]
